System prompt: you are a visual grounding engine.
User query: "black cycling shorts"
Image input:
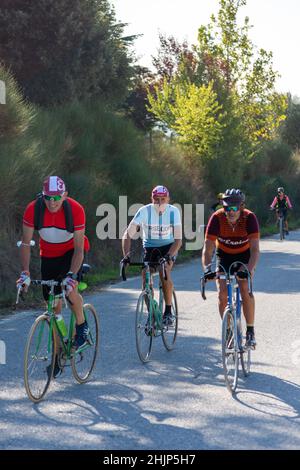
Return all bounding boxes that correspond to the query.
[143,243,173,264]
[276,208,288,221]
[41,249,83,300]
[216,248,250,274]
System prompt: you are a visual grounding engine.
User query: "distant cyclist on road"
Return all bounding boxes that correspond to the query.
[202,188,260,349]
[210,193,224,213]
[122,185,182,326]
[270,187,292,235]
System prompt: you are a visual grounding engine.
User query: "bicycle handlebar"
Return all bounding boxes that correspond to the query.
[16,279,69,305]
[200,265,253,301]
[17,240,35,248]
[120,260,168,282]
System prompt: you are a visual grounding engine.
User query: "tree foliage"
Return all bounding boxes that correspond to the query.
[152,34,197,83]
[0,0,134,106]
[281,94,300,149]
[148,80,224,159]
[0,65,34,139]
[123,66,157,132]
[148,0,287,188]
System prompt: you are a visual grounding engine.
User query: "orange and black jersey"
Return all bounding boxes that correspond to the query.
[205,208,260,254]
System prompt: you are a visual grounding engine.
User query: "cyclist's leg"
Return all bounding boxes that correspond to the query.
[230,249,255,326]
[160,263,175,326]
[240,281,256,348]
[216,278,227,318]
[160,262,174,305]
[57,250,85,324]
[67,289,84,323]
[215,249,229,318]
[237,249,256,348]
[157,244,174,317]
[142,247,155,295]
[239,280,255,325]
[41,256,64,339]
[42,250,86,347]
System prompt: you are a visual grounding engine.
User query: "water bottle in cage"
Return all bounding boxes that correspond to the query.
[55,313,68,338]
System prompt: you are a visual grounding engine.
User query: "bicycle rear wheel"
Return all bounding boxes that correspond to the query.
[222,308,239,393]
[24,314,56,403]
[238,316,251,377]
[135,292,153,363]
[71,304,99,383]
[240,346,251,376]
[162,289,178,351]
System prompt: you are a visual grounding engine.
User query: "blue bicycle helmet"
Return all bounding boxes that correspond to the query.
[223,188,245,206]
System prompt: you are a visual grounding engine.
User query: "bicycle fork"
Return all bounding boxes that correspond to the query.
[226,281,243,353]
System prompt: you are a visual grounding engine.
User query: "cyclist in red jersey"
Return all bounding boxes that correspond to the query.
[17,176,90,354]
[202,189,260,349]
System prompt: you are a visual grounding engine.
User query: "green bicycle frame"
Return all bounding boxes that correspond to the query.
[37,286,93,360]
[144,268,163,332]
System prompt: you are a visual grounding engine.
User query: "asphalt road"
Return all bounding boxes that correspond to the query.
[1,231,300,450]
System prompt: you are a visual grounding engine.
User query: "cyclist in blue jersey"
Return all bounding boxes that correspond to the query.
[122,185,182,326]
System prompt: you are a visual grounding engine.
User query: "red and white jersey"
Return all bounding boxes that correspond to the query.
[23,197,90,257]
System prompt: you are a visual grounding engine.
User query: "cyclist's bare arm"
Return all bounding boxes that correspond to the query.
[20,224,34,272]
[247,238,260,275]
[168,239,182,258]
[122,222,139,257]
[70,229,85,274]
[202,238,215,269]
[168,225,182,257]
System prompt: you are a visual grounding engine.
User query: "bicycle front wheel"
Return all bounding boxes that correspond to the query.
[222,308,239,393]
[71,304,99,383]
[162,289,178,351]
[279,217,284,240]
[135,292,153,363]
[24,314,56,403]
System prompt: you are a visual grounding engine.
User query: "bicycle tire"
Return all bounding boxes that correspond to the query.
[71,304,99,383]
[238,315,251,377]
[279,217,284,240]
[24,314,56,403]
[222,308,239,393]
[135,292,153,363]
[161,289,178,351]
[240,345,251,377]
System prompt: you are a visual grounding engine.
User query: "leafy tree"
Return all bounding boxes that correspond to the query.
[281,94,300,149]
[196,0,287,145]
[0,65,34,139]
[148,80,224,158]
[152,34,197,83]
[148,0,287,188]
[0,0,134,106]
[123,66,156,132]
